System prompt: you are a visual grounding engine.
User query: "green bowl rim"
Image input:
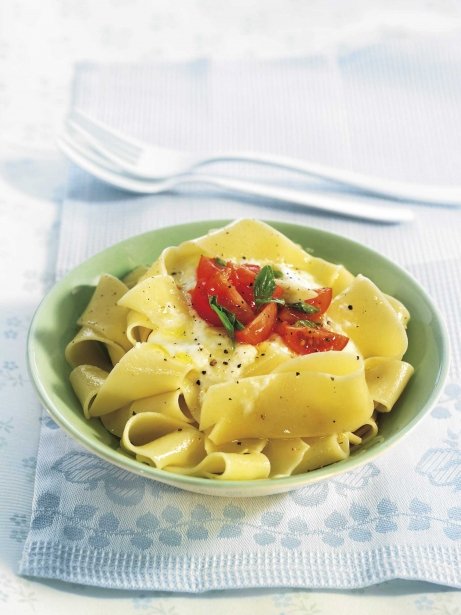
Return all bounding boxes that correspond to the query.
[27,218,450,492]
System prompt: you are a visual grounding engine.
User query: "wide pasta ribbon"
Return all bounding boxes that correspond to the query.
[365,356,414,412]
[75,344,192,417]
[142,219,354,295]
[118,274,190,331]
[65,274,132,369]
[200,352,374,444]
[165,452,271,481]
[76,273,131,351]
[121,412,205,469]
[328,274,408,359]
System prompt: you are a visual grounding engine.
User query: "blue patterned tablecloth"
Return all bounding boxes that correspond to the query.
[2,2,461,611]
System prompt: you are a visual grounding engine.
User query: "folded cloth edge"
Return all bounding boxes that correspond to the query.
[19,541,461,591]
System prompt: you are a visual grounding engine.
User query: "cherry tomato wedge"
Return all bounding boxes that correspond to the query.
[190,285,223,326]
[196,256,224,282]
[276,321,349,355]
[228,263,283,308]
[278,306,306,324]
[228,264,259,308]
[235,302,277,345]
[278,287,332,324]
[204,269,254,325]
[192,258,255,326]
[305,287,332,314]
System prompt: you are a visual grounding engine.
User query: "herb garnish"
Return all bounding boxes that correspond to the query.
[294,319,321,328]
[214,257,227,267]
[209,295,244,338]
[286,301,319,314]
[253,265,285,306]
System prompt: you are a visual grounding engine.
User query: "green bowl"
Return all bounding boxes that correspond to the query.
[28,220,449,497]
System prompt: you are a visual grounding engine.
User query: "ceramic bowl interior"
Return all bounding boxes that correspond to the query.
[28,220,449,497]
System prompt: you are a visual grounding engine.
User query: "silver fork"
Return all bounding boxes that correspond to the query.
[68,108,461,206]
[58,127,414,223]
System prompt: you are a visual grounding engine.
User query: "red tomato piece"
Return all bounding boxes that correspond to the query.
[235,302,278,345]
[205,269,254,325]
[278,287,332,324]
[228,264,259,308]
[278,305,324,324]
[229,264,284,308]
[190,285,222,326]
[239,263,261,273]
[305,287,332,314]
[276,321,349,355]
[196,256,224,283]
[272,285,284,299]
[278,306,309,324]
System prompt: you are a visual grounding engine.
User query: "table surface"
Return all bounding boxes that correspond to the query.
[1,1,461,613]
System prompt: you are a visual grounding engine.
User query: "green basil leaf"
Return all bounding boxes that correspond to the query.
[254,265,277,305]
[254,265,275,304]
[294,319,321,328]
[272,269,284,279]
[286,301,320,314]
[267,297,286,305]
[209,295,244,339]
[214,257,227,267]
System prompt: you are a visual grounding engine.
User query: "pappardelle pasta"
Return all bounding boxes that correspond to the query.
[66,220,414,481]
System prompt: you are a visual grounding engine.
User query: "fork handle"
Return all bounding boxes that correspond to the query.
[176,174,413,223]
[58,130,412,223]
[199,153,461,206]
